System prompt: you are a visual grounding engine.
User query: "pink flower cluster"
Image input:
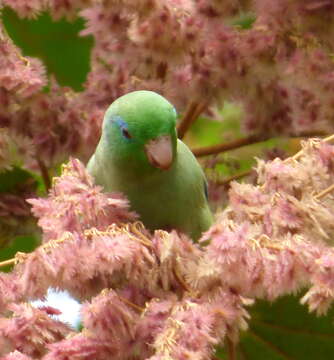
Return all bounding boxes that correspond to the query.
[0,159,248,359]
[1,138,334,359]
[0,303,71,357]
[200,139,334,313]
[1,0,334,174]
[76,0,334,136]
[28,158,137,242]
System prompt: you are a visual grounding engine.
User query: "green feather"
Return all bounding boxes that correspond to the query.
[87,91,213,241]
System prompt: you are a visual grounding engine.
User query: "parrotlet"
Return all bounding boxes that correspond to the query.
[87,91,213,241]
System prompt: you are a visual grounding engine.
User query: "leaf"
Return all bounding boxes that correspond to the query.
[0,166,41,254]
[2,7,93,90]
[0,235,39,272]
[0,166,34,193]
[184,102,244,148]
[216,295,334,360]
[231,13,256,30]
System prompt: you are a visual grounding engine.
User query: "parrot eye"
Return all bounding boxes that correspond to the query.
[122,128,132,139]
[113,115,132,140]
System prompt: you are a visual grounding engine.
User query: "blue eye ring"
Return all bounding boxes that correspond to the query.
[111,115,133,141]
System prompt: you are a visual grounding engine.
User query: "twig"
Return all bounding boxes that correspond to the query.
[156,62,168,80]
[193,131,331,158]
[36,157,51,191]
[0,252,28,268]
[0,258,15,268]
[173,266,192,293]
[177,100,208,139]
[315,183,334,200]
[0,235,68,269]
[193,134,265,157]
[0,222,153,269]
[290,133,334,161]
[226,337,237,360]
[128,221,153,247]
[118,295,145,312]
[214,169,253,186]
[323,133,334,143]
[192,101,209,123]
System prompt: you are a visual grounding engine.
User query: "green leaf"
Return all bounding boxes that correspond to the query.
[216,295,334,359]
[2,7,93,90]
[0,166,34,193]
[184,102,244,148]
[0,235,39,272]
[0,166,41,256]
[231,13,256,30]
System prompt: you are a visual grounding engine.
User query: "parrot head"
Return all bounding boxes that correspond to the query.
[102,91,178,174]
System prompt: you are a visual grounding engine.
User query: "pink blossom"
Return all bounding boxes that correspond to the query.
[81,289,138,341]
[28,158,137,241]
[302,250,334,314]
[2,0,44,19]
[0,303,71,357]
[199,140,334,302]
[43,335,119,360]
[48,0,94,20]
[0,273,23,311]
[0,30,46,98]
[1,350,33,360]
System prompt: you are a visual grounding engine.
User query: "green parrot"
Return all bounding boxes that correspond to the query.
[87,91,213,241]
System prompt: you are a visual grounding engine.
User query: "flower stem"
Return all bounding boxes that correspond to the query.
[118,295,145,312]
[0,258,15,267]
[315,183,334,200]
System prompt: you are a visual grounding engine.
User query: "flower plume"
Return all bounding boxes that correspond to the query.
[28,158,137,242]
[0,137,334,358]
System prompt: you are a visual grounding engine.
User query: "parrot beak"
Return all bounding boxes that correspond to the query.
[145,135,173,170]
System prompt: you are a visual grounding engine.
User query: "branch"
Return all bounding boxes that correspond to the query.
[291,133,334,161]
[0,251,28,268]
[315,183,334,200]
[226,337,237,360]
[36,157,51,191]
[0,258,15,267]
[193,135,265,157]
[214,169,253,187]
[118,295,145,312]
[177,100,208,139]
[156,61,168,80]
[192,131,330,158]
[0,222,151,269]
[207,132,332,185]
